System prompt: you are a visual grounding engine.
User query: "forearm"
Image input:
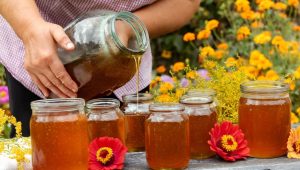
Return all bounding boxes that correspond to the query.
[0,0,43,39]
[134,0,200,38]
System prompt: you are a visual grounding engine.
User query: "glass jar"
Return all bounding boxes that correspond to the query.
[180,89,217,159]
[30,98,88,170]
[55,10,149,100]
[121,93,153,152]
[239,80,291,158]
[145,103,190,169]
[86,98,125,143]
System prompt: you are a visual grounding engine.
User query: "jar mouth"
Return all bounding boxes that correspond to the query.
[180,95,213,104]
[86,98,120,109]
[31,98,85,113]
[122,93,153,102]
[110,11,149,54]
[241,80,289,93]
[149,103,184,112]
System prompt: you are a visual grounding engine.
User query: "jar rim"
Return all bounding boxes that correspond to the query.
[122,93,153,102]
[241,80,289,93]
[31,98,85,113]
[149,103,184,112]
[180,95,213,104]
[86,98,120,109]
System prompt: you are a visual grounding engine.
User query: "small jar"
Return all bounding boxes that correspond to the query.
[121,93,153,152]
[145,103,190,169]
[86,98,125,143]
[180,89,217,159]
[30,98,88,170]
[239,80,291,158]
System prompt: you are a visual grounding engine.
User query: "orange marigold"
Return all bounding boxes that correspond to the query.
[156,65,166,74]
[206,19,219,30]
[197,29,211,40]
[288,0,299,8]
[237,26,251,41]
[172,62,185,72]
[183,32,195,42]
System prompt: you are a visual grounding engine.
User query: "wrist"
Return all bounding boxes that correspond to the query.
[19,17,45,41]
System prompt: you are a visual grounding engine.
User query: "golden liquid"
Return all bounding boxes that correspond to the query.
[125,113,149,152]
[189,112,216,159]
[88,118,125,143]
[30,113,88,170]
[239,97,291,158]
[145,119,190,169]
[133,55,142,104]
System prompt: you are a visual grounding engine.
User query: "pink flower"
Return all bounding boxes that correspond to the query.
[0,86,9,104]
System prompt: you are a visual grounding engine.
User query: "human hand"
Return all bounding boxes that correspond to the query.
[22,20,78,98]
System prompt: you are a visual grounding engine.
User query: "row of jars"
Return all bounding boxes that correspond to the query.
[30,80,291,170]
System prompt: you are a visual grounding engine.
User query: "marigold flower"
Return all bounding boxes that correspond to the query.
[293,25,300,32]
[237,26,251,41]
[239,66,259,79]
[204,60,216,69]
[186,71,197,79]
[155,65,166,74]
[215,50,225,60]
[161,50,172,59]
[240,10,256,20]
[254,31,272,44]
[159,82,174,94]
[285,78,296,91]
[172,62,185,72]
[235,0,251,12]
[208,121,250,161]
[265,70,279,80]
[273,2,288,10]
[156,94,175,103]
[272,36,285,46]
[249,50,265,66]
[217,43,228,50]
[251,21,263,28]
[288,0,299,8]
[291,112,299,124]
[287,126,300,159]
[206,19,219,30]
[278,12,288,19]
[200,46,216,59]
[197,29,211,40]
[258,0,274,11]
[225,57,237,67]
[294,66,300,79]
[183,32,195,42]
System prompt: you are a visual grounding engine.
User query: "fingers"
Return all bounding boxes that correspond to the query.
[37,73,68,98]
[29,73,49,97]
[50,24,75,51]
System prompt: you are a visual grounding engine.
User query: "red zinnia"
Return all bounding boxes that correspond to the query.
[208,121,250,161]
[89,137,127,170]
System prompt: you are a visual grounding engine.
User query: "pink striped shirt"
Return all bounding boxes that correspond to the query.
[0,0,155,100]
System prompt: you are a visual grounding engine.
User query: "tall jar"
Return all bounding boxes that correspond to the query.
[54,10,149,100]
[121,93,153,152]
[86,98,125,143]
[180,89,217,159]
[30,98,88,170]
[145,103,190,169]
[239,80,291,158]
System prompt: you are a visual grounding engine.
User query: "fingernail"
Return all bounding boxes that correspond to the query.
[66,42,74,49]
[72,88,78,93]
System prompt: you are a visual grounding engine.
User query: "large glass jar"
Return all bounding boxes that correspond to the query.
[180,89,217,159]
[121,93,153,152]
[239,80,291,158]
[86,98,125,143]
[145,103,190,169]
[30,98,88,170]
[55,10,149,100]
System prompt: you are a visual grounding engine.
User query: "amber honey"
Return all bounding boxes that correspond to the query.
[31,113,88,170]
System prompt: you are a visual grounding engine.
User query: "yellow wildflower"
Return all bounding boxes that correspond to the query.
[156,65,166,74]
[285,78,296,91]
[225,57,237,67]
[172,62,185,72]
[200,46,216,59]
[251,21,263,28]
[258,0,274,11]
[235,0,251,12]
[254,31,272,44]
[161,50,172,59]
[294,66,300,79]
[175,88,185,99]
[291,112,299,124]
[206,19,219,30]
[217,43,228,50]
[287,126,300,159]
[293,25,300,32]
[204,60,216,69]
[265,70,279,80]
[288,0,299,8]
[159,82,174,94]
[197,29,211,40]
[186,71,197,79]
[183,32,195,42]
[273,2,288,10]
[237,26,251,41]
[156,94,175,103]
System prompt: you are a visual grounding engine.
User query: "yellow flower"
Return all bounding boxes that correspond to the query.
[172,62,185,72]
[293,25,300,32]
[217,43,228,50]
[183,32,195,42]
[249,50,272,70]
[175,88,185,99]
[237,26,251,41]
[294,66,300,79]
[272,36,285,46]
[273,2,288,10]
[265,70,279,80]
[206,19,219,30]
[239,66,259,79]
[291,112,300,124]
[254,31,272,44]
[200,46,216,59]
[251,21,263,28]
[240,10,256,20]
[150,76,161,89]
[235,0,251,12]
[288,0,299,8]
[0,142,4,153]
[258,0,274,11]
[225,57,237,67]
[156,65,166,74]
[197,29,211,40]
[156,94,175,103]
[186,71,197,79]
[215,50,225,60]
[204,60,216,69]
[159,82,174,94]
[257,58,273,70]
[287,126,300,159]
[285,78,296,91]
[161,50,172,59]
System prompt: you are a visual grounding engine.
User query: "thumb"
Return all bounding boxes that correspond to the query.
[50,24,74,51]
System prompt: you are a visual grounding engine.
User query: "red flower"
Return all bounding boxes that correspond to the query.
[208,121,250,161]
[89,137,127,170]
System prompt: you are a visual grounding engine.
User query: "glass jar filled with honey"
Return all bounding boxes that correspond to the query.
[180,89,217,159]
[239,80,291,158]
[30,98,88,170]
[121,93,153,152]
[86,98,125,143]
[145,103,190,169]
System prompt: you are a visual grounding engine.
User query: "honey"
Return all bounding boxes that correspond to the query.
[30,99,88,170]
[145,103,190,169]
[239,80,291,158]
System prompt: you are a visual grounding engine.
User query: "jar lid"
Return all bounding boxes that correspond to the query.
[31,98,85,113]
[122,93,153,102]
[86,98,120,109]
[149,103,184,112]
[241,80,289,93]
